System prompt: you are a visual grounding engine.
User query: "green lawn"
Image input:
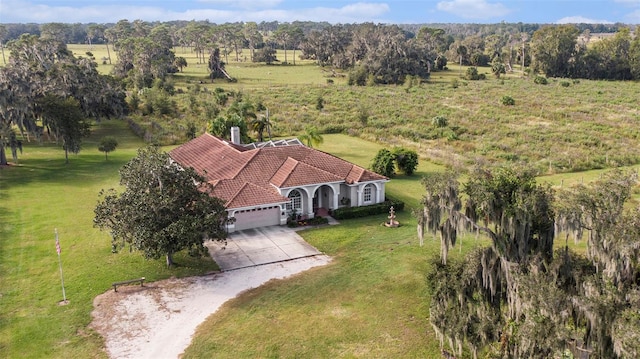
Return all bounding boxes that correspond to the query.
[184,212,484,358]
[0,120,219,358]
[0,45,640,358]
[0,100,627,358]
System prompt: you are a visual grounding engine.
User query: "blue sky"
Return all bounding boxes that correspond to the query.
[1,0,639,24]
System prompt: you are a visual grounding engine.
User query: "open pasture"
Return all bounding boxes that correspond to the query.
[66,43,640,175]
[1,43,638,358]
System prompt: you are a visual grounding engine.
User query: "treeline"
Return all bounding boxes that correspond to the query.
[0,21,630,44]
[2,20,639,83]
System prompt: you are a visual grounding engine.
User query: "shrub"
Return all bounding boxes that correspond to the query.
[357,105,369,126]
[534,75,548,85]
[465,67,483,81]
[366,74,376,86]
[392,147,419,175]
[348,66,368,86]
[371,149,395,177]
[332,198,405,220]
[501,95,515,106]
[316,96,324,110]
[560,81,571,87]
[431,115,448,128]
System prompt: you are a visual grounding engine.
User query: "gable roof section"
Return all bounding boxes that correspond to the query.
[169,133,255,180]
[169,134,388,209]
[271,157,344,188]
[226,182,289,209]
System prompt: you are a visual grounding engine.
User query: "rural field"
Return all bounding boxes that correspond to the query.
[0,43,638,358]
[69,43,640,175]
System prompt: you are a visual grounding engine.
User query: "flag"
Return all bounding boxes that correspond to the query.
[55,230,61,255]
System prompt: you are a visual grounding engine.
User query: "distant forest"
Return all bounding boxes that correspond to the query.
[0,20,630,44]
[1,20,639,84]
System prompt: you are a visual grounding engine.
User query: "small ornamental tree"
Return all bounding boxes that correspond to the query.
[98,136,118,160]
[94,146,229,267]
[370,149,395,177]
[392,147,419,175]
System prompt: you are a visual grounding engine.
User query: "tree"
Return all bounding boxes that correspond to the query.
[253,46,277,64]
[630,33,640,79]
[288,26,305,65]
[174,56,187,72]
[98,136,118,160]
[456,44,467,71]
[273,24,292,64]
[392,147,418,175]
[243,22,263,62]
[421,168,640,358]
[0,34,125,165]
[419,167,555,357]
[38,95,91,164]
[586,27,633,80]
[491,57,506,78]
[555,170,640,358]
[370,148,395,177]
[416,27,448,57]
[208,48,232,81]
[250,115,270,142]
[530,25,580,77]
[208,113,251,143]
[298,126,323,148]
[94,146,229,267]
[0,123,21,165]
[0,25,7,65]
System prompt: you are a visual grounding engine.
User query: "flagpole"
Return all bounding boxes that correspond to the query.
[55,228,67,303]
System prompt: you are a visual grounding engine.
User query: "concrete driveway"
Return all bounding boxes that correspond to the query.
[206,225,322,271]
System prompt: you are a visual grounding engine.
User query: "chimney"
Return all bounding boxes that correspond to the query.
[230,126,241,145]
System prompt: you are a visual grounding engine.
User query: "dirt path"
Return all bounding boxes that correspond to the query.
[90,255,331,358]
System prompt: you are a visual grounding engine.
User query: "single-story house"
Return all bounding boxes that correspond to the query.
[169,128,389,232]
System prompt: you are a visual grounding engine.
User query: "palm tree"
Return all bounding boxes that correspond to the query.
[250,116,269,142]
[299,126,323,148]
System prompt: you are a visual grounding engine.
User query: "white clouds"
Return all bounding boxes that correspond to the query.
[555,16,614,24]
[196,0,283,10]
[436,0,511,20]
[625,9,640,22]
[0,0,170,23]
[0,0,390,24]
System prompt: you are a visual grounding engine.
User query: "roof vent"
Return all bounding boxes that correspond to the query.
[230,126,241,145]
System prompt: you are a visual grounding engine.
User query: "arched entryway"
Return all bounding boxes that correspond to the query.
[313,184,335,215]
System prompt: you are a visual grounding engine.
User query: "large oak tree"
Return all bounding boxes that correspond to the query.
[94,146,229,267]
[419,167,640,358]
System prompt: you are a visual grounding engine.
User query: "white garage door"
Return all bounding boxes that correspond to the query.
[233,206,281,231]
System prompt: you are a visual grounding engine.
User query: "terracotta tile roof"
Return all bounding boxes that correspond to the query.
[169,133,255,180]
[226,182,289,209]
[169,134,388,209]
[271,158,344,188]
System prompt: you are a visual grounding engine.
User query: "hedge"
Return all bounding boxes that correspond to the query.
[332,197,405,220]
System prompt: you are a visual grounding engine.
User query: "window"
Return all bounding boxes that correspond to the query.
[287,190,302,211]
[363,185,372,203]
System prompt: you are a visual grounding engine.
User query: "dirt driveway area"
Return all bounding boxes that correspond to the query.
[90,226,330,359]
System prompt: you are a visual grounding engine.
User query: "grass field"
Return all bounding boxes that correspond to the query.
[0,120,219,358]
[2,43,638,358]
[2,116,633,358]
[62,44,640,175]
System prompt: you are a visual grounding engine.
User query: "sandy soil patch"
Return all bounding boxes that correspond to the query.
[90,255,331,358]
